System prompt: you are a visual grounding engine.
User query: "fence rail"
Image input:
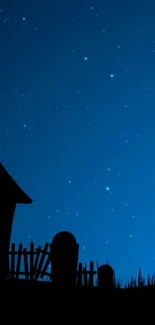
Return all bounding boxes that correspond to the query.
[8,242,99,286]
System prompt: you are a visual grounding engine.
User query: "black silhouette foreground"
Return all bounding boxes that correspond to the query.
[1,162,155,301]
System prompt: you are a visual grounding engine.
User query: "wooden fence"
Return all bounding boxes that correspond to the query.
[8,242,99,286]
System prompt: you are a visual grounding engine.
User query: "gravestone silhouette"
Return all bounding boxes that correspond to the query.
[0,163,32,280]
[51,231,79,287]
[98,264,114,289]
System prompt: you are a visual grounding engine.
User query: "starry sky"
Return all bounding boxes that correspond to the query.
[1,0,155,283]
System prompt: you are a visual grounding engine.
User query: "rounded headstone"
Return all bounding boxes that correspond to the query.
[51,231,79,287]
[98,264,114,288]
[52,231,76,247]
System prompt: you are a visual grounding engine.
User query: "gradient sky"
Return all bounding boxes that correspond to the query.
[1,0,155,283]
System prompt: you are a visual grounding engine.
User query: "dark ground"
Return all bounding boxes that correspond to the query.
[3,279,155,304]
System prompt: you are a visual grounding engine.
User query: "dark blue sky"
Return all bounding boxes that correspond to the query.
[1,0,155,282]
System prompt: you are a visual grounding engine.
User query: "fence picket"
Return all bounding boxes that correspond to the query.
[10,243,15,279]
[16,243,23,279]
[23,248,29,279]
[34,242,49,280]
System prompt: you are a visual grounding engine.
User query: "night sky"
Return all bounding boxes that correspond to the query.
[1,0,155,283]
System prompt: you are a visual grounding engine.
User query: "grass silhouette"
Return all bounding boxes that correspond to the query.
[114,267,155,288]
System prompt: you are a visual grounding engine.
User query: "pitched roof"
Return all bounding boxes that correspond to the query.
[0,162,32,204]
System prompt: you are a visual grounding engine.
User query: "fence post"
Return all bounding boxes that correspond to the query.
[98,264,114,289]
[51,231,79,287]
